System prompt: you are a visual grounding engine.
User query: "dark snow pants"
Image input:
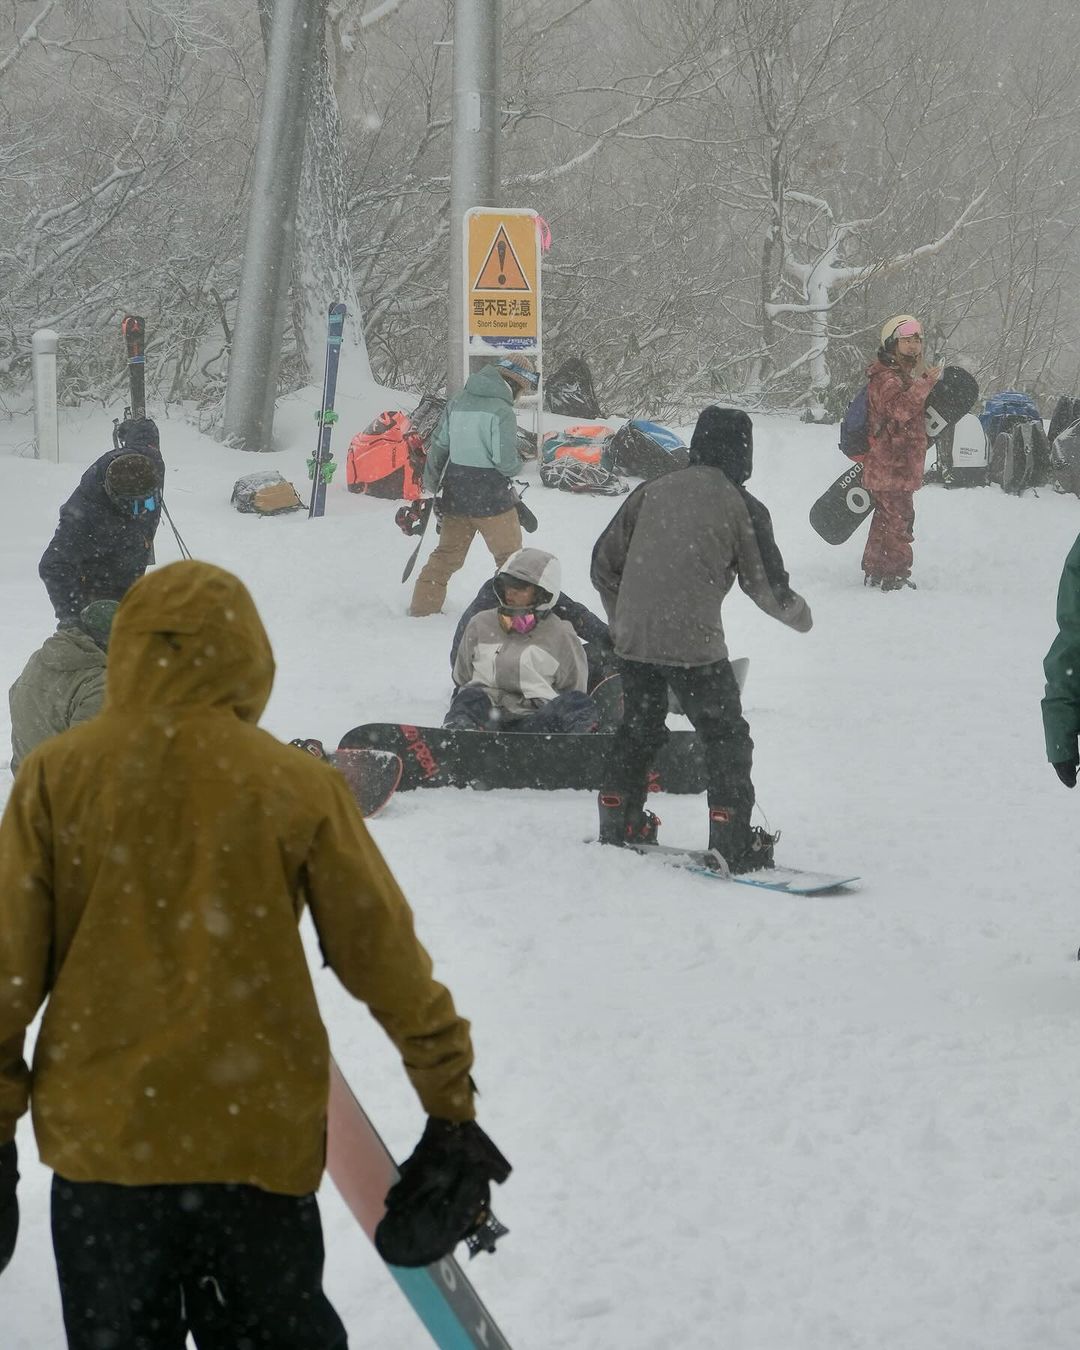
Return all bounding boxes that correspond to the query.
[862,489,915,580]
[603,657,755,835]
[51,1176,347,1350]
[443,685,599,733]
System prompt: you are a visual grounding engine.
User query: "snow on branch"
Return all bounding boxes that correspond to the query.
[0,0,59,83]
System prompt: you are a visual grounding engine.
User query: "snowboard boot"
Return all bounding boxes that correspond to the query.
[708,809,778,874]
[863,573,882,588]
[728,825,780,874]
[879,575,916,591]
[598,791,661,847]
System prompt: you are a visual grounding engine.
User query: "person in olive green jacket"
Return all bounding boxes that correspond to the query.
[1043,532,1080,787]
[408,357,536,617]
[0,560,506,1346]
[8,599,118,774]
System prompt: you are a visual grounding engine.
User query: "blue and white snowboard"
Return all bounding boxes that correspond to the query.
[626,842,859,895]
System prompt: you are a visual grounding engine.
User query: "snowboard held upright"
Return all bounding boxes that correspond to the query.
[326,1058,513,1350]
[809,366,979,545]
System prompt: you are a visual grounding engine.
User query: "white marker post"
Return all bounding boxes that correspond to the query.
[32,328,60,462]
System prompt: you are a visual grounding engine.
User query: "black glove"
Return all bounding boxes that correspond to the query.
[1054,760,1078,788]
[0,1140,19,1275]
[375,1117,511,1268]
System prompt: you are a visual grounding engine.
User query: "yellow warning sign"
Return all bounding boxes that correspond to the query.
[473,226,531,292]
[466,209,540,343]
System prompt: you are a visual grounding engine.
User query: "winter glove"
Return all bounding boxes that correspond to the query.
[0,1140,19,1275]
[1053,759,1078,789]
[374,1117,511,1268]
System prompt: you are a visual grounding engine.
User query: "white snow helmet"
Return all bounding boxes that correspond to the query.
[880,314,922,347]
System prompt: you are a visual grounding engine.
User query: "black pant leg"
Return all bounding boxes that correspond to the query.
[183,1187,347,1350]
[668,661,755,827]
[51,1176,189,1350]
[602,661,670,817]
[443,685,497,729]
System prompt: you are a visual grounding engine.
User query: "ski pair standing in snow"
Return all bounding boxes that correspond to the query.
[860,315,942,590]
[408,357,537,617]
[592,406,812,873]
[0,561,509,1344]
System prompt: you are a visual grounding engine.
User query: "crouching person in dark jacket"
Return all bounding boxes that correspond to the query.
[591,406,812,873]
[445,548,599,733]
[38,417,164,625]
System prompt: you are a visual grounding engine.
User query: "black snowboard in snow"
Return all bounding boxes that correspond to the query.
[337,723,707,794]
[291,740,402,816]
[809,366,980,545]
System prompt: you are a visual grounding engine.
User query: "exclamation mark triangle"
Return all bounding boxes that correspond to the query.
[474,226,531,291]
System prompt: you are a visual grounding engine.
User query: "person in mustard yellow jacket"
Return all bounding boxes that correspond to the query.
[0,560,506,1348]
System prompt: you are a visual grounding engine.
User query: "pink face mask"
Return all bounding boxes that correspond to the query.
[499,611,537,635]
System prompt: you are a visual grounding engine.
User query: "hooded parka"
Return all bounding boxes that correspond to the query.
[422,364,521,517]
[0,561,474,1195]
[452,549,587,716]
[591,407,811,666]
[38,434,165,623]
[8,627,106,774]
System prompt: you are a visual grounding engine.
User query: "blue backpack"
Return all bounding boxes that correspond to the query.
[839,385,870,458]
[979,391,1041,443]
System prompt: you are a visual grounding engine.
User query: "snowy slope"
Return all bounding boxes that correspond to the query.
[3,386,1080,1350]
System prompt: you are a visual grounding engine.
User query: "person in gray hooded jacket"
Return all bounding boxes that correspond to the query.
[445,548,599,733]
[591,406,812,872]
[9,599,119,773]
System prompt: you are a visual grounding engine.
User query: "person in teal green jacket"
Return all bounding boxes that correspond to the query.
[409,358,536,617]
[1042,533,1080,786]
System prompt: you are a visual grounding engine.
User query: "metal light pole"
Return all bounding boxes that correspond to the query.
[223,0,320,450]
[447,0,501,397]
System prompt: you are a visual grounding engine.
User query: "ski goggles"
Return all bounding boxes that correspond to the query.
[893,320,922,339]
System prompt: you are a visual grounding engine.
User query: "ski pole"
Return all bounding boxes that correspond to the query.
[161,500,192,560]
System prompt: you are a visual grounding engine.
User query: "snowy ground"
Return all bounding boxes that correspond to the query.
[3,375,1080,1349]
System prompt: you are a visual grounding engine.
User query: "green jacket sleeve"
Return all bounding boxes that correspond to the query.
[422,408,451,493]
[1042,533,1080,762]
[68,667,107,730]
[492,404,521,478]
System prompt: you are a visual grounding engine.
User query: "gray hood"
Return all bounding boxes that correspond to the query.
[496,548,562,613]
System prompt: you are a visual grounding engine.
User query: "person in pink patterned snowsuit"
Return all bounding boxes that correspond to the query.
[861,315,941,591]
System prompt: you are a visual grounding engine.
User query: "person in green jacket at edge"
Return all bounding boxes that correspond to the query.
[8,599,119,774]
[409,356,537,617]
[1043,534,1080,789]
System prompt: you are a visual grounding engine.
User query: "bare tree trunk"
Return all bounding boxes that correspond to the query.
[292,11,373,387]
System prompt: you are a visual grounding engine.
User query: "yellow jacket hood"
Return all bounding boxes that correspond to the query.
[105,560,274,722]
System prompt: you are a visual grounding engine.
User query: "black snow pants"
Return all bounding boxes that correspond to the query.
[51,1175,348,1350]
[603,657,755,837]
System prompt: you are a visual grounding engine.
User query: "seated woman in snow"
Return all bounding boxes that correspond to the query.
[444,548,599,734]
